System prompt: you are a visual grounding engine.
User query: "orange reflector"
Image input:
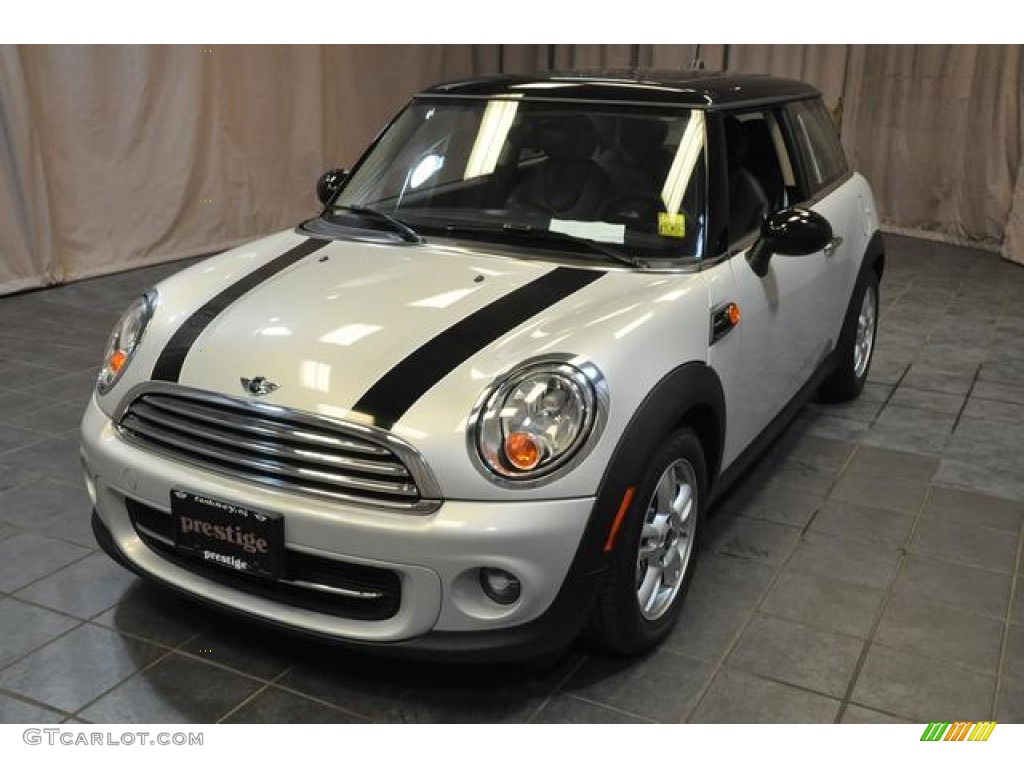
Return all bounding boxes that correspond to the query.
[107,350,128,375]
[603,486,636,553]
[504,431,541,470]
[727,302,741,326]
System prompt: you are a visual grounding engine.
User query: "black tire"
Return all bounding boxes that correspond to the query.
[818,270,880,403]
[586,428,707,656]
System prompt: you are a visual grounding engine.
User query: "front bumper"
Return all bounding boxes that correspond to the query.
[82,395,598,657]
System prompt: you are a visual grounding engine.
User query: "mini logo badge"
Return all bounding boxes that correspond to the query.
[240,376,279,397]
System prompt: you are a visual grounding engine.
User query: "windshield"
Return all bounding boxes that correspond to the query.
[332,98,707,262]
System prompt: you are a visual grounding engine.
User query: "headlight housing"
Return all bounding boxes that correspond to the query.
[470,357,607,484]
[97,291,156,395]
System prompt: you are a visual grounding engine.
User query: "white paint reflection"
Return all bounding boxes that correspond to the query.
[614,312,654,339]
[318,324,382,346]
[584,304,639,328]
[300,361,331,392]
[655,286,692,303]
[409,287,480,309]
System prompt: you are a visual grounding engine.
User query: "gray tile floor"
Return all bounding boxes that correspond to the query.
[1,235,1023,724]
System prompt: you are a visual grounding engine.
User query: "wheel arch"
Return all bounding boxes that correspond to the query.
[843,229,885,346]
[675,403,722,493]
[865,230,885,281]
[567,360,725,577]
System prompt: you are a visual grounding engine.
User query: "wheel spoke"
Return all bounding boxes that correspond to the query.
[853,285,877,379]
[641,517,668,551]
[638,537,661,561]
[633,456,700,621]
[677,498,694,528]
[655,477,674,512]
[637,566,661,613]
[662,546,683,587]
[672,482,693,517]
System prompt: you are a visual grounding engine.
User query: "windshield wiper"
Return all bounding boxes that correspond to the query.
[438,221,642,268]
[329,205,422,244]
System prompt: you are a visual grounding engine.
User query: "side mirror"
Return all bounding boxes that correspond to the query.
[747,207,833,278]
[316,169,349,207]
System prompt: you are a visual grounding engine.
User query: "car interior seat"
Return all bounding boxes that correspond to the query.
[725,117,772,242]
[507,115,611,220]
[599,117,671,194]
[738,119,786,213]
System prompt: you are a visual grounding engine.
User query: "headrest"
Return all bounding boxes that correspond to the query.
[618,118,668,164]
[529,115,598,160]
[724,117,751,166]
[739,119,776,161]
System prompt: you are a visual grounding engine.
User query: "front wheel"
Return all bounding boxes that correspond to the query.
[818,270,879,402]
[586,428,706,656]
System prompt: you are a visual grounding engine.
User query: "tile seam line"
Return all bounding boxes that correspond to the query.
[65,628,201,721]
[526,653,587,724]
[0,519,103,551]
[267,678,413,724]
[0,589,197,676]
[834,483,935,723]
[215,667,293,725]
[683,440,863,724]
[1,547,97,605]
[552,691,660,724]
[0,684,76,720]
[991,522,1024,719]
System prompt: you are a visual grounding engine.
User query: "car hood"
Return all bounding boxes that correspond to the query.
[214,242,583,410]
[110,229,710,500]
[124,230,597,417]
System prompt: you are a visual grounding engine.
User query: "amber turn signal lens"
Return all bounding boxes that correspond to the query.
[504,431,541,470]
[107,350,128,375]
[726,302,741,326]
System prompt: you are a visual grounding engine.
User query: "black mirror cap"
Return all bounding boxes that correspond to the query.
[762,207,833,256]
[316,169,349,206]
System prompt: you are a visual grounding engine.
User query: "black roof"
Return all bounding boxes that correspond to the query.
[419,70,820,110]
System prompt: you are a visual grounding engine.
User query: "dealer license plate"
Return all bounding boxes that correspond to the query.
[169,490,284,578]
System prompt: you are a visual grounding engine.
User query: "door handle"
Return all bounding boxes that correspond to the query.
[824,236,844,257]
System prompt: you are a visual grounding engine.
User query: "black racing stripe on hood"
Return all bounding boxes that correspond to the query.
[354,266,606,431]
[151,238,329,382]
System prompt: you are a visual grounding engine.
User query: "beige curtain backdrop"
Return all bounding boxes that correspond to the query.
[844,45,1023,259]
[500,44,1024,266]
[2,44,1022,295]
[0,44,492,295]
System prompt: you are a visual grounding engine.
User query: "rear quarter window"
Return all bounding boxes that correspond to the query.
[786,99,848,195]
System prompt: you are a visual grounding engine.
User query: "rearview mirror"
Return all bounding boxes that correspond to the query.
[747,207,833,278]
[316,169,349,207]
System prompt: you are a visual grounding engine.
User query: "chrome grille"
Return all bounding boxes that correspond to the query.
[116,385,441,512]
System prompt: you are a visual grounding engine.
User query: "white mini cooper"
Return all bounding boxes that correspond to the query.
[82,71,883,660]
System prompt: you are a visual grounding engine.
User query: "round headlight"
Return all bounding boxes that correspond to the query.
[472,358,607,482]
[97,291,155,395]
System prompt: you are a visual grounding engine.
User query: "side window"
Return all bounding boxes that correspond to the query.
[723,110,797,244]
[786,99,849,195]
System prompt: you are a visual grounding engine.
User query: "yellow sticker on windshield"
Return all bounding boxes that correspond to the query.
[658,212,686,238]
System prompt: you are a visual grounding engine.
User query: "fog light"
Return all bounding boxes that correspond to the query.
[479,568,521,605]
